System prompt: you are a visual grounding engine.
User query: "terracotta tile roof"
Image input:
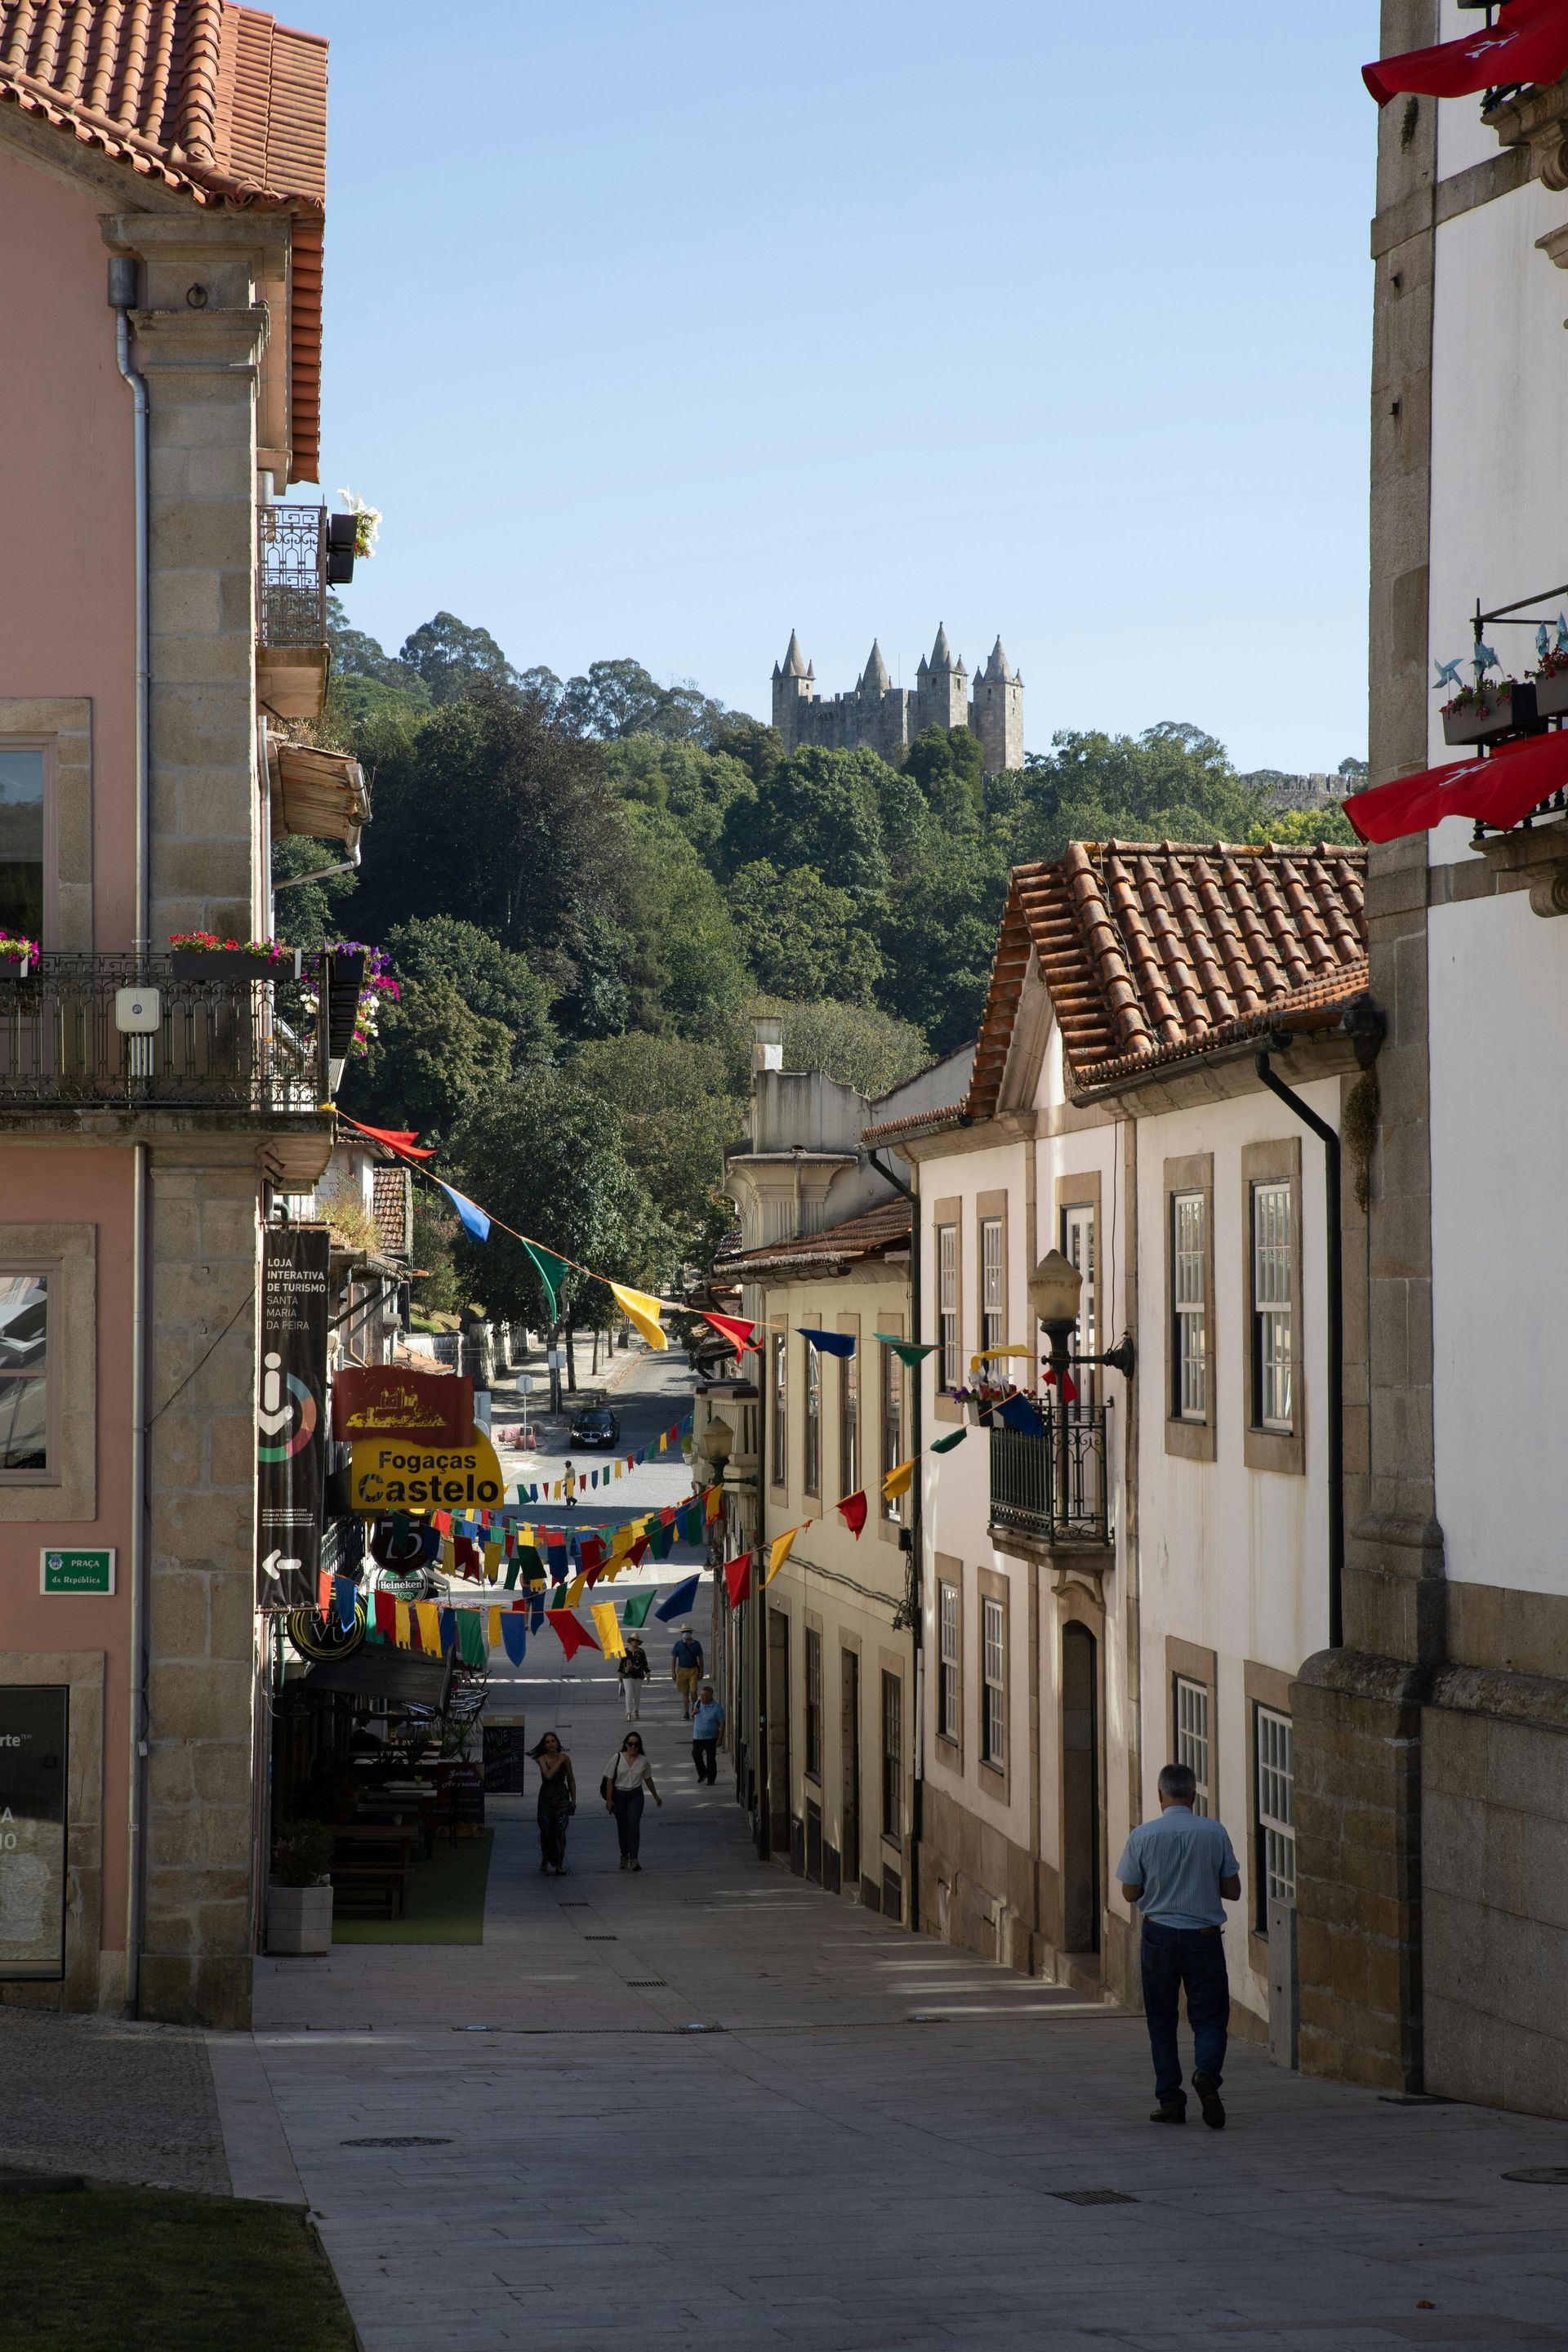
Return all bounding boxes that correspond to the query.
[0,0,327,478]
[728,1196,912,1276]
[371,1162,409,1257]
[858,1101,967,1146]
[969,840,1369,1112]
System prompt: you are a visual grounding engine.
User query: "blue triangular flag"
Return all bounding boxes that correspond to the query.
[998,1392,1047,1437]
[654,1573,701,1623]
[439,1606,457,1653]
[437,1180,490,1241]
[335,1575,358,1634]
[501,1615,528,1665]
[799,1326,856,1358]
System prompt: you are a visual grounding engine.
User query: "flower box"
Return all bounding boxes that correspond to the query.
[1533,667,1568,720]
[171,947,301,982]
[265,1881,332,1956]
[1442,682,1537,745]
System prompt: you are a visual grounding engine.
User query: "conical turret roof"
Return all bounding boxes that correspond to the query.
[782,629,809,679]
[929,622,956,670]
[860,639,891,693]
[985,636,1015,684]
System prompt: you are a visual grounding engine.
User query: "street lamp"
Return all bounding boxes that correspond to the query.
[1027,1248,1137,1384]
[700,1414,735,1479]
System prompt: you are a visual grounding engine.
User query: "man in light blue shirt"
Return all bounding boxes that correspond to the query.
[1115,1762,1241,2128]
[689,1683,724,1784]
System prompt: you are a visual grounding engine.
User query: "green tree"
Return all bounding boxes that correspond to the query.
[398,612,521,705]
[347,682,632,1003]
[1000,721,1267,864]
[345,973,514,1147]
[719,745,891,904]
[746,997,929,1097]
[1244,805,1358,847]
[326,595,425,694]
[619,806,751,1036]
[572,1031,746,1269]
[269,835,360,955]
[560,658,728,744]
[902,724,985,834]
[706,714,784,783]
[603,735,757,865]
[878,838,1011,1055]
[728,861,884,1004]
[381,917,555,1056]
[452,1073,666,1327]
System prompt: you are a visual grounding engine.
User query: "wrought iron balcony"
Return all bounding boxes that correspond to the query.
[259,503,329,648]
[0,956,329,1114]
[988,1408,1111,1548]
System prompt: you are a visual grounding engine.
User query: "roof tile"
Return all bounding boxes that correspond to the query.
[729,1196,911,1276]
[967,839,1368,1112]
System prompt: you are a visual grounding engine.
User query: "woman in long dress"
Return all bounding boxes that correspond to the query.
[531,1732,576,1875]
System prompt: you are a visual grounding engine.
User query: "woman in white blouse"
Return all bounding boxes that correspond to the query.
[604,1731,662,1870]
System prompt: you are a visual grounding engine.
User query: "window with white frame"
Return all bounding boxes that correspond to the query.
[980,1217,1004,1356]
[938,1581,960,1743]
[982,1596,1005,1769]
[938,1223,958,1389]
[1172,1191,1207,1421]
[1174,1675,1211,1815]
[1255,1705,1294,1921]
[1251,1180,1294,1430]
[0,1270,49,1475]
[771,1332,787,1486]
[840,1345,858,1496]
[804,1343,821,1495]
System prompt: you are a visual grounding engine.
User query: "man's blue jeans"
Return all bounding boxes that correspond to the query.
[1140,1921,1229,2107]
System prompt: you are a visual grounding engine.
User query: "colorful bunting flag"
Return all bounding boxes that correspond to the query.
[702,1310,760,1354]
[621,1588,655,1628]
[546,1607,599,1661]
[520,1237,571,1318]
[882,1459,916,1503]
[799,1327,855,1358]
[501,1615,528,1665]
[655,1573,701,1622]
[590,1600,626,1658]
[875,1334,938,1367]
[415,1601,440,1650]
[930,1428,967,1454]
[765,1526,799,1585]
[835,1490,868,1539]
[722,1552,753,1607]
[998,1393,1047,1437]
[436,1180,491,1241]
[458,1611,488,1667]
[609,1281,667,1350]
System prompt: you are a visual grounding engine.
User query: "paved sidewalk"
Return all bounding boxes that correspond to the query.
[229,1659,1568,2352]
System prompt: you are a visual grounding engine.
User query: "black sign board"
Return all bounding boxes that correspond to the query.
[434,1759,484,1829]
[483,1722,529,1793]
[0,1686,68,1981]
[257,1227,331,1608]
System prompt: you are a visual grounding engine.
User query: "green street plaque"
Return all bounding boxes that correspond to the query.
[39,1549,115,1597]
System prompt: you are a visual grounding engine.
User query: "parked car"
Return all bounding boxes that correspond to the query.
[569,1398,621,1447]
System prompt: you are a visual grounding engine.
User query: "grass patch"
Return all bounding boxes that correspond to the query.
[0,2185,358,2351]
[332,1826,492,1944]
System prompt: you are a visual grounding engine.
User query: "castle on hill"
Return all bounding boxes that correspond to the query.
[771,625,1023,776]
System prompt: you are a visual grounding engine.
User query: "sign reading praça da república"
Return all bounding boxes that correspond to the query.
[349,1434,505,1513]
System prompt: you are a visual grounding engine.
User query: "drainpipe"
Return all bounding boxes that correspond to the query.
[109,256,149,962]
[110,255,152,2011]
[868,1149,922,1931]
[1252,1052,1343,1651]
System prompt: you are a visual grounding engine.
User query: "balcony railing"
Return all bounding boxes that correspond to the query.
[258,503,328,648]
[0,956,327,1113]
[988,1409,1111,1548]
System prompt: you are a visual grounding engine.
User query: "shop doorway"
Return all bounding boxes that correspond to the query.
[840,1649,861,1893]
[1061,1622,1100,1953]
[766,1610,791,1859]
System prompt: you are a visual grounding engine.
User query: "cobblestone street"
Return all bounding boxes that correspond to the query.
[207,1653,1568,2352]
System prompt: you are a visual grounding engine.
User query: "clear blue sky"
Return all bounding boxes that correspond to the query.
[309,1,1379,774]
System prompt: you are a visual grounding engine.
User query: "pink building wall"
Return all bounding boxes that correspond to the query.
[0,1146,136,1953]
[0,147,136,952]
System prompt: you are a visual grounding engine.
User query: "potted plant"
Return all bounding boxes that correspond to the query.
[1532,648,1568,720]
[266,1818,336,1955]
[169,931,302,982]
[0,929,38,981]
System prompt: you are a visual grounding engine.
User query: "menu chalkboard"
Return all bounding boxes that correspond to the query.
[483,1723,529,1793]
[434,1759,484,1829]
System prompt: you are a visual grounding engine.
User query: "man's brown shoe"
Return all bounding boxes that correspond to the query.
[1150,2104,1186,2123]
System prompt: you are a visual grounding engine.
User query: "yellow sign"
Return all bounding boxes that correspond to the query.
[350,1434,505,1513]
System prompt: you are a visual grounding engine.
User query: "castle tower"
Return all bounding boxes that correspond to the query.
[915,622,968,735]
[970,636,1024,775]
[771,628,816,752]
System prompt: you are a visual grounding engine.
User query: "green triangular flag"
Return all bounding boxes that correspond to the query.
[621,1588,654,1628]
[521,1239,572,1319]
[457,1611,487,1666]
[930,1427,968,1454]
[550,1583,568,1608]
[875,1334,939,1369]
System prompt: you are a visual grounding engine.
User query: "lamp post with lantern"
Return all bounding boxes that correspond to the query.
[1026,1249,1136,1537]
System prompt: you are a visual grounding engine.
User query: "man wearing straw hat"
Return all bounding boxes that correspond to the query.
[670,1624,704,1719]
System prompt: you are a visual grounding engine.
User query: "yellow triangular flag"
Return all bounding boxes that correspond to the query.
[765,1526,800,1586]
[565,1572,586,1608]
[483,1542,501,1582]
[882,1456,917,1503]
[394,1600,411,1648]
[488,1607,501,1646]
[415,1601,440,1650]
[609,1281,667,1351]
[590,1600,625,1658]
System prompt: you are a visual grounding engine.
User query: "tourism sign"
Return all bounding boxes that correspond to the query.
[332,1365,474,1445]
[38,1548,114,1596]
[256,1227,331,1610]
[349,1433,506,1513]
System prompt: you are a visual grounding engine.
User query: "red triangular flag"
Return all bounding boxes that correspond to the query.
[1044,1365,1080,1404]
[334,1112,439,1159]
[546,1608,599,1660]
[723,1552,753,1606]
[702,1311,760,1355]
[374,1592,396,1637]
[835,1490,869,1539]
[317,1569,332,1617]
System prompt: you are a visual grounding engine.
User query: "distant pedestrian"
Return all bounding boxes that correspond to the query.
[690,1682,724,1784]
[562,1458,577,1510]
[618,1633,651,1718]
[530,1732,576,1877]
[1115,1762,1241,2128]
[670,1625,704,1718]
[603,1731,662,1871]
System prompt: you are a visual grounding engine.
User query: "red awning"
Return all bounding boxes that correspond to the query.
[1364,0,1568,107]
[1344,730,1568,843]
